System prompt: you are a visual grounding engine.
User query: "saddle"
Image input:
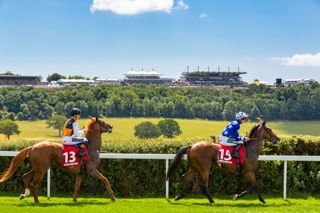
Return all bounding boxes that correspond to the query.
[62,144,88,167]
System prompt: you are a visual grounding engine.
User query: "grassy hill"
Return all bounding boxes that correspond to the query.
[1,118,320,141]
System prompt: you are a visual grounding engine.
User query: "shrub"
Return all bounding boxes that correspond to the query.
[157,119,182,138]
[46,115,67,136]
[134,121,162,139]
[0,119,20,139]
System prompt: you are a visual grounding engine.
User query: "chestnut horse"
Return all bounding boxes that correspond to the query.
[167,120,279,204]
[0,117,115,204]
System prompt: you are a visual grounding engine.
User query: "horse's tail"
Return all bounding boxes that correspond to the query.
[0,146,32,183]
[166,146,192,180]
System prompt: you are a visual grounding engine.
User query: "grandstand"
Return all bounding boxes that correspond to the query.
[179,67,247,87]
[95,78,122,85]
[57,79,95,86]
[0,75,41,86]
[123,69,174,85]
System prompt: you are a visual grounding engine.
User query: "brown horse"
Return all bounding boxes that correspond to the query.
[0,117,116,204]
[167,120,279,204]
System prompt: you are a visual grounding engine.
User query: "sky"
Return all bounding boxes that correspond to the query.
[0,0,320,83]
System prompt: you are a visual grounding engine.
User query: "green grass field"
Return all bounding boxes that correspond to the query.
[0,193,319,213]
[2,118,320,141]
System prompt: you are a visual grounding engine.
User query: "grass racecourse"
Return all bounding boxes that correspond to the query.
[0,193,319,213]
[1,118,320,141]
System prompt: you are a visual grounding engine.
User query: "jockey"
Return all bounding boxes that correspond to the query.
[63,108,88,157]
[219,112,248,158]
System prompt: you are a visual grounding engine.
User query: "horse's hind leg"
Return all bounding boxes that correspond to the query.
[199,170,214,204]
[87,168,116,202]
[72,174,83,202]
[175,168,195,201]
[20,170,34,200]
[30,172,46,204]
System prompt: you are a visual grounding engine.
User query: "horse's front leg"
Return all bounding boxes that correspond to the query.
[233,171,265,204]
[87,167,116,202]
[73,173,83,202]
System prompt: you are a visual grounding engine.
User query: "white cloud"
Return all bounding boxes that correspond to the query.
[271,53,320,67]
[199,13,207,19]
[90,0,174,15]
[174,0,189,10]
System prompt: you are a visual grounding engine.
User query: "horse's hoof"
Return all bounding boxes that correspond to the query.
[174,194,184,201]
[233,194,238,200]
[110,195,116,202]
[19,194,25,200]
[73,198,77,203]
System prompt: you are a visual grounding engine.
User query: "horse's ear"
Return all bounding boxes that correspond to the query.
[95,117,99,122]
[89,116,94,120]
[262,120,266,125]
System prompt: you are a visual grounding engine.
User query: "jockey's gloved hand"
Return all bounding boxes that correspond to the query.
[241,137,248,143]
[83,138,88,146]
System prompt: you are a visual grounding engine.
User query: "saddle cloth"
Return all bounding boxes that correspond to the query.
[218,144,245,165]
[62,144,88,167]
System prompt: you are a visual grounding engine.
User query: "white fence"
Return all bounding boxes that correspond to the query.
[1,151,320,200]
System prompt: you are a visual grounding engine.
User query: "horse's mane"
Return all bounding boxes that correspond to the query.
[248,123,261,138]
[85,117,97,132]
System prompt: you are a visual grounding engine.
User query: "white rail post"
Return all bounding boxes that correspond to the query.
[165,159,169,200]
[47,167,51,200]
[283,160,287,199]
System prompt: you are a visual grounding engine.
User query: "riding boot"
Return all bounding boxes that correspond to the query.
[78,146,85,158]
[231,144,241,158]
[232,144,241,174]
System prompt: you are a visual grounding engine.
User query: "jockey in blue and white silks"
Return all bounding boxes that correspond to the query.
[219,112,248,147]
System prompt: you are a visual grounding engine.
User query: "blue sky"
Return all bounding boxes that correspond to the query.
[0,0,320,82]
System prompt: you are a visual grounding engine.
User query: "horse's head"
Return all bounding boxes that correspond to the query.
[254,120,280,143]
[87,117,113,134]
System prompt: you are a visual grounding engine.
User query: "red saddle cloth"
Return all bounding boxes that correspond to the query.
[218,144,245,165]
[62,145,88,167]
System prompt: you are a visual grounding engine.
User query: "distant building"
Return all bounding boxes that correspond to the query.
[57,79,95,86]
[180,67,247,87]
[95,78,122,85]
[0,75,41,86]
[253,79,271,86]
[284,79,316,86]
[275,78,283,86]
[123,69,174,85]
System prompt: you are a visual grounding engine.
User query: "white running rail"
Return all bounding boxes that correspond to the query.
[1,151,319,200]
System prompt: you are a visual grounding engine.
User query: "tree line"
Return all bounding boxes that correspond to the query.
[0,83,320,121]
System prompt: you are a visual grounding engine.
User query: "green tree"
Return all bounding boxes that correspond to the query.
[0,120,20,139]
[222,100,239,120]
[0,71,15,75]
[46,115,67,136]
[64,102,75,117]
[157,119,182,138]
[161,102,174,117]
[134,121,161,139]
[47,73,66,82]
[250,104,260,121]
